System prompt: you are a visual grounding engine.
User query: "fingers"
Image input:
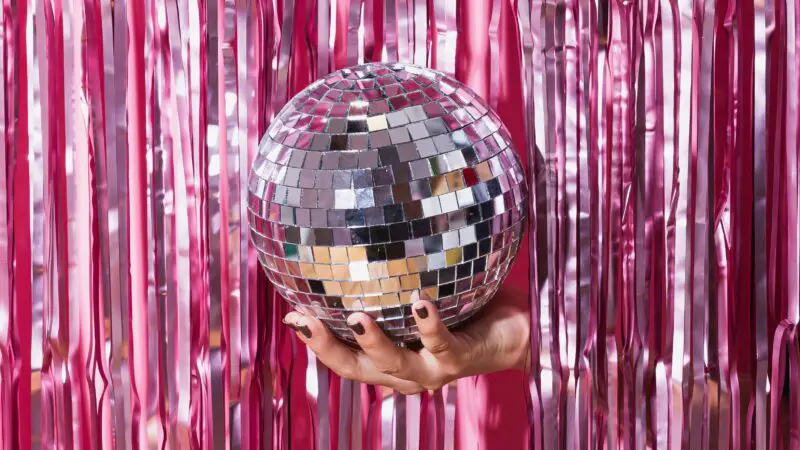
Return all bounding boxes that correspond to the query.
[285,293,528,391]
[284,311,361,379]
[351,353,427,395]
[286,307,468,392]
[346,312,424,381]
[412,301,467,372]
[284,311,426,395]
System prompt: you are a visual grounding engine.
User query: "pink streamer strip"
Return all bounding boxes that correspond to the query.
[383,0,398,61]
[753,0,771,446]
[0,1,12,447]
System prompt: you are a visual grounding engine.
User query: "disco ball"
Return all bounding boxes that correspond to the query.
[248,63,527,344]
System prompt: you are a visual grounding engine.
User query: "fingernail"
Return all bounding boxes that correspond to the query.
[349,322,365,335]
[415,304,429,319]
[297,324,312,339]
[283,318,298,331]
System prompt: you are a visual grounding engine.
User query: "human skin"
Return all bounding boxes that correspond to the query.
[282,283,531,394]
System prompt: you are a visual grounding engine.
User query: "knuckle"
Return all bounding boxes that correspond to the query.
[376,364,404,377]
[398,386,424,396]
[426,340,452,355]
[333,366,355,380]
[421,383,438,392]
[422,377,446,391]
[333,363,361,381]
[439,361,464,379]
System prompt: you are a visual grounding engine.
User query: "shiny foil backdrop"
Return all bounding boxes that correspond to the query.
[1,0,800,449]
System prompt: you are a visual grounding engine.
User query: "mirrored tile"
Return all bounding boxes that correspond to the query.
[408,122,429,140]
[283,168,301,187]
[410,159,432,180]
[332,170,352,189]
[339,152,359,169]
[424,118,448,136]
[423,102,445,118]
[303,152,322,169]
[358,150,379,168]
[352,169,373,188]
[311,134,331,150]
[367,114,389,131]
[389,126,411,144]
[405,238,425,258]
[326,117,347,134]
[389,223,410,241]
[345,209,366,226]
[300,189,317,208]
[396,142,419,162]
[355,188,375,208]
[433,134,455,154]
[446,151,467,170]
[364,207,385,226]
[427,252,446,270]
[348,133,369,150]
[440,192,459,213]
[334,190,355,209]
[409,179,432,200]
[429,156,448,176]
[387,110,410,127]
[378,146,400,165]
[369,101,391,115]
[370,130,392,148]
[416,138,438,158]
[322,152,340,169]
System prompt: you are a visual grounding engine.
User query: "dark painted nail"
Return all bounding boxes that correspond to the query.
[297,324,312,339]
[349,322,365,335]
[415,305,429,319]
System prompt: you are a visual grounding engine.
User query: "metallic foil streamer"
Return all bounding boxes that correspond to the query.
[383,0,398,62]
[347,0,364,65]
[754,0,771,446]
[318,0,332,76]
[785,0,800,329]
[95,0,135,447]
[4,0,800,449]
[411,0,425,66]
[206,0,227,446]
[0,0,13,447]
[431,0,456,76]
[28,1,46,447]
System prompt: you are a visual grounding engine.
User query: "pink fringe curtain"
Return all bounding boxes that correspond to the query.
[1,0,799,448]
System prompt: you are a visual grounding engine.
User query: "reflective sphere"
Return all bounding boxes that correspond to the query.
[248,63,527,344]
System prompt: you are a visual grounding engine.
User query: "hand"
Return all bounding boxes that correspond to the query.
[283,283,530,395]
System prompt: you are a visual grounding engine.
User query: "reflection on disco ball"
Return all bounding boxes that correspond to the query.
[248,63,528,344]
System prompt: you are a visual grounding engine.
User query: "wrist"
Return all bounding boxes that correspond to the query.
[498,317,532,375]
[511,327,531,373]
[516,345,531,373]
